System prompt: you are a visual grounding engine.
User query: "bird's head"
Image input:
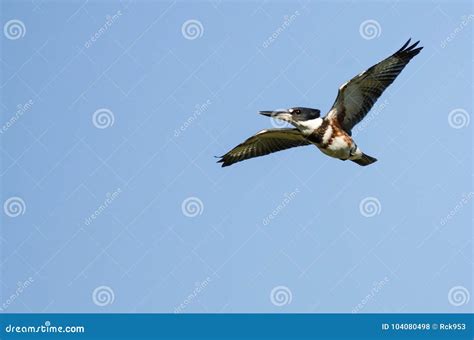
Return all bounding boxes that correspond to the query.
[259,107,321,125]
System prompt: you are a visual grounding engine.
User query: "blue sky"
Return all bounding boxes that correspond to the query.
[0,0,472,313]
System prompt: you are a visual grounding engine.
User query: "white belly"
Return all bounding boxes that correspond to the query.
[315,136,353,160]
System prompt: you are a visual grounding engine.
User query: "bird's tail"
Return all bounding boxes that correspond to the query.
[352,153,377,166]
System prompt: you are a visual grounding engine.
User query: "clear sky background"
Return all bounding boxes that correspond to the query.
[0,0,472,313]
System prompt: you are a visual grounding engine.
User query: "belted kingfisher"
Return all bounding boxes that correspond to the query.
[218,39,423,167]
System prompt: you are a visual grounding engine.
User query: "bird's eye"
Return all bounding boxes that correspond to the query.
[295,110,301,114]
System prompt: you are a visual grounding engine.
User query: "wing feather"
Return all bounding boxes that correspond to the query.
[327,39,423,134]
[217,128,311,167]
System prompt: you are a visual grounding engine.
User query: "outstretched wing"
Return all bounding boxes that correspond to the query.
[327,39,423,134]
[217,128,311,167]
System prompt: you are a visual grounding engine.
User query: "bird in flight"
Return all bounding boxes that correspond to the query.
[218,39,423,167]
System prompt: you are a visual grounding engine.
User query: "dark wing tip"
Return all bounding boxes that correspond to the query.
[219,159,232,167]
[216,156,232,167]
[397,38,412,52]
[395,39,423,60]
[397,38,423,51]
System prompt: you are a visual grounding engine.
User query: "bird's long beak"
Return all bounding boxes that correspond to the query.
[259,110,292,122]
